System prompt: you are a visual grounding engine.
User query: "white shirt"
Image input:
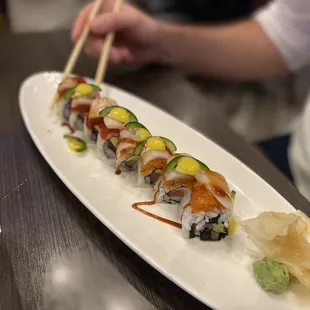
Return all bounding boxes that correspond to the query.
[254,0,310,201]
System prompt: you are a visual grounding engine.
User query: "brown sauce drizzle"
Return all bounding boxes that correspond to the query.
[141,158,167,174]
[61,122,75,134]
[132,201,182,229]
[86,117,102,129]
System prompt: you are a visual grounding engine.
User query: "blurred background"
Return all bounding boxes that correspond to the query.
[1,0,309,179]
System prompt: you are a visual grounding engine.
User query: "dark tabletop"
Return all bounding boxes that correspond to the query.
[1,31,310,310]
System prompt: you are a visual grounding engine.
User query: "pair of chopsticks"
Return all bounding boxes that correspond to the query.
[51,0,123,109]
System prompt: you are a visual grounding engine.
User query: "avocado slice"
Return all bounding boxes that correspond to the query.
[90,84,101,92]
[133,138,148,155]
[164,155,209,173]
[160,137,177,153]
[212,224,226,233]
[98,106,138,123]
[124,122,146,129]
[64,87,76,100]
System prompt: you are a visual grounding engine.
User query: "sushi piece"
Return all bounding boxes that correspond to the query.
[115,122,151,174]
[55,76,86,119]
[153,154,209,204]
[129,136,177,188]
[84,97,117,142]
[62,82,101,131]
[96,105,138,163]
[181,169,235,241]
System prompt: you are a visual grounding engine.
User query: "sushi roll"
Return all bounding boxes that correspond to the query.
[115,122,151,174]
[96,105,138,164]
[181,169,235,241]
[153,154,209,204]
[55,76,86,119]
[84,97,117,142]
[129,136,177,188]
[61,82,101,131]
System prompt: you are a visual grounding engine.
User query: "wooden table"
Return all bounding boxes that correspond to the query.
[1,31,309,310]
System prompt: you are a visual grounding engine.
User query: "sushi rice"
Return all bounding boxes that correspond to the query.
[181,204,231,241]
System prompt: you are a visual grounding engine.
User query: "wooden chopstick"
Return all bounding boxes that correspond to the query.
[63,0,103,77]
[50,0,103,109]
[94,0,124,85]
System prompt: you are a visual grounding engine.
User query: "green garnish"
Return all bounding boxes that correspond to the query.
[110,137,119,147]
[125,155,141,163]
[165,155,209,173]
[133,139,148,155]
[160,137,177,153]
[133,136,177,155]
[64,87,76,100]
[63,84,100,101]
[124,122,146,129]
[253,259,290,294]
[231,190,236,202]
[90,84,101,92]
[98,106,138,122]
[63,135,87,153]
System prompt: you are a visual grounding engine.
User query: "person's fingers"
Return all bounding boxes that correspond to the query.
[84,37,132,65]
[84,37,103,57]
[100,0,115,13]
[110,47,132,64]
[71,3,93,41]
[72,0,118,41]
[91,11,139,36]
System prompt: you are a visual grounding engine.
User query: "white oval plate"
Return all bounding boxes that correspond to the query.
[19,72,304,310]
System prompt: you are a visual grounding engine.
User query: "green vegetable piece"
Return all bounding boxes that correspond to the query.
[98,105,116,117]
[110,137,119,147]
[212,224,226,233]
[160,137,177,153]
[127,110,138,122]
[64,87,76,100]
[197,160,209,171]
[253,259,290,294]
[90,84,101,92]
[125,122,146,129]
[63,135,87,153]
[231,190,236,203]
[165,155,209,173]
[133,138,148,155]
[165,157,180,173]
[125,155,141,162]
[98,105,138,123]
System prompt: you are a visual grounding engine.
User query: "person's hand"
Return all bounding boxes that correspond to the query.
[71,0,163,65]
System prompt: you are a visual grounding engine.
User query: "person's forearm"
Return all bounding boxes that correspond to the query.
[157,20,287,81]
